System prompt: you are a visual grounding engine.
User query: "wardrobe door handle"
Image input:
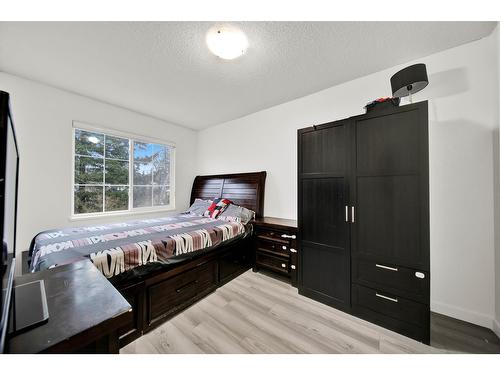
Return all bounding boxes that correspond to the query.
[345,206,349,222]
[291,265,296,270]
[290,248,297,253]
[351,206,355,223]
[376,264,398,272]
[375,293,398,303]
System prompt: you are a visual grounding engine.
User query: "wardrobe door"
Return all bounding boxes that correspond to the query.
[351,104,429,271]
[297,120,352,311]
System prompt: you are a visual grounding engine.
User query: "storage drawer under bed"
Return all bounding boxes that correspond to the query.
[147,260,217,326]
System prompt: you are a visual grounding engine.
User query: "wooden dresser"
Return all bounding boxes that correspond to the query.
[252,217,298,286]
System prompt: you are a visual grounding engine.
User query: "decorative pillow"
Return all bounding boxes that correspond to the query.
[203,198,232,218]
[186,198,213,216]
[218,204,255,224]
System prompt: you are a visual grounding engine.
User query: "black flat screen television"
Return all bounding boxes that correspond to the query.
[0,90,19,353]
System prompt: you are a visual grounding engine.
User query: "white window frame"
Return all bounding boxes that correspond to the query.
[70,121,176,220]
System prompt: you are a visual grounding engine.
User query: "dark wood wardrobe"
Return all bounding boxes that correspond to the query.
[297,101,430,343]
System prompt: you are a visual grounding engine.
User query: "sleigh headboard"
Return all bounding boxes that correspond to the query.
[190,171,267,218]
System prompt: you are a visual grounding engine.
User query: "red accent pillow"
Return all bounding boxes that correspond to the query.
[203,198,232,218]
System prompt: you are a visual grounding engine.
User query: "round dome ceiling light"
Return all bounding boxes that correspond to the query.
[206,26,248,60]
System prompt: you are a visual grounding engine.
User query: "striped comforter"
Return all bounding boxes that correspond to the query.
[29,213,246,278]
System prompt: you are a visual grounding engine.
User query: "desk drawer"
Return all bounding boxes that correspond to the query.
[352,257,429,302]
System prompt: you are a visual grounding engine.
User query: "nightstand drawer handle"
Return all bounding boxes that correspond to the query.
[281,263,286,268]
[281,234,296,239]
[291,265,296,270]
[282,245,287,250]
[375,293,398,303]
[290,248,297,253]
[375,264,398,272]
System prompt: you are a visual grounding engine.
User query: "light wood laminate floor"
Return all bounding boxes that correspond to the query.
[121,270,499,354]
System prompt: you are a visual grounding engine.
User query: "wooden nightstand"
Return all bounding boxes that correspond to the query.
[252,217,298,286]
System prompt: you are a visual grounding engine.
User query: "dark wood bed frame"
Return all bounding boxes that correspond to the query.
[113,171,266,347]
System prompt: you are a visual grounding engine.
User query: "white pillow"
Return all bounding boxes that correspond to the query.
[218,204,255,224]
[186,198,213,216]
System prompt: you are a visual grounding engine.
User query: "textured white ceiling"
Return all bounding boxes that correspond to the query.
[0,22,496,129]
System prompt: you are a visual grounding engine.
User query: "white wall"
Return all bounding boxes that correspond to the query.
[494,25,500,337]
[197,34,499,328]
[0,72,198,263]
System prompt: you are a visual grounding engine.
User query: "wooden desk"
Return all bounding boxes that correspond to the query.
[7,259,132,353]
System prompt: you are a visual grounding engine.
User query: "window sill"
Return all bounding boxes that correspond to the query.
[69,205,177,221]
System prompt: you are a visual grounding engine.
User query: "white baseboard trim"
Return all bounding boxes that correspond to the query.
[493,320,500,338]
[431,300,494,329]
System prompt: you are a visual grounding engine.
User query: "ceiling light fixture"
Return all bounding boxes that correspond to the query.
[206,26,248,60]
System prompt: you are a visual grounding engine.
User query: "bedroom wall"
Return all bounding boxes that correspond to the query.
[494,24,500,337]
[0,72,198,265]
[197,33,499,329]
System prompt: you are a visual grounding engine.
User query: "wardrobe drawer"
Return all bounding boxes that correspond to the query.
[256,238,290,258]
[148,261,217,322]
[255,252,290,274]
[352,283,428,328]
[352,257,429,303]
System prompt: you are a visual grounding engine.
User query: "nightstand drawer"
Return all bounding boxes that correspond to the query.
[255,252,290,274]
[256,238,290,258]
[255,228,295,245]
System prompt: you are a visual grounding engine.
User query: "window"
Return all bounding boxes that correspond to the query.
[72,125,174,217]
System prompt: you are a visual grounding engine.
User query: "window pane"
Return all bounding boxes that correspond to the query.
[134,142,153,162]
[106,135,129,160]
[105,186,129,212]
[74,185,103,214]
[75,156,103,184]
[133,186,152,208]
[75,129,104,157]
[152,144,169,185]
[105,159,129,185]
[133,162,153,185]
[153,186,170,206]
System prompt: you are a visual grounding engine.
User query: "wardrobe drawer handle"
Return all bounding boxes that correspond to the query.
[281,263,286,268]
[282,245,287,250]
[375,264,398,272]
[375,293,398,303]
[291,265,296,270]
[290,248,297,253]
[281,234,296,239]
